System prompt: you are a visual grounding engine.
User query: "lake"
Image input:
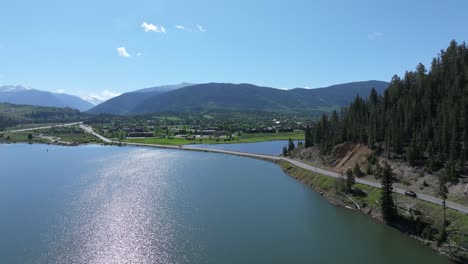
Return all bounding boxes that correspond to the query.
[0,144,449,264]
[186,140,300,155]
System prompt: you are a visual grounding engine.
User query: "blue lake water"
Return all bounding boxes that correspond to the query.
[186,140,300,155]
[0,144,449,264]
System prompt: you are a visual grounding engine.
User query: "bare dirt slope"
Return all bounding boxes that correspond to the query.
[291,142,468,205]
[325,142,371,173]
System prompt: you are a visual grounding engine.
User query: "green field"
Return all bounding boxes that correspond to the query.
[0,132,49,144]
[123,131,305,146]
[0,125,101,145]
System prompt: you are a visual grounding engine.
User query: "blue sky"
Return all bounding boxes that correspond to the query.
[0,0,467,100]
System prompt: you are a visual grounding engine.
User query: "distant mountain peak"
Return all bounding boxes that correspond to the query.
[80,96,105,106]
[0,85,94,111]
[133,83,195,93]
[87,82,195,115]
[0,85,33,92]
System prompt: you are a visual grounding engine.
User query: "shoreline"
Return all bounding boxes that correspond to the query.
[2,140,467,262]
[277,161,467,263]
[122,136,304,146]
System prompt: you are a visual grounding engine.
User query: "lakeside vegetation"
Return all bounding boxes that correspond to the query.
[279,161,468,261]
[0,103,87,131]
[0,125,101,145]
[288,41,468,261]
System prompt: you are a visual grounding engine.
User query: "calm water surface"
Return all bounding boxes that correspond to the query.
[186,140,299,155]
[0,144,449,264]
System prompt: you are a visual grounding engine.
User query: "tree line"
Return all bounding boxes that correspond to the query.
[306,40,468,181]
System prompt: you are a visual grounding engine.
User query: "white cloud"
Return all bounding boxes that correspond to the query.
[117,47,131,57]
[55,89,65,93]
[368,32,383,40]
[141,22,166,33]
[196,24,206,32]
[136,52,143,56]
[175,25,185,30]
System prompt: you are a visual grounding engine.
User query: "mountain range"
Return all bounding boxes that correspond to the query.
[0,80,390,115]
[87,83,194,115]
[88,80,389,115]
[0,86,94,111]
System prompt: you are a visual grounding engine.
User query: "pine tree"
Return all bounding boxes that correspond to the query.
[288,138,295,152]
[374,162,382,178]
[304,125,313,148]
[282,146,288,156]
[353,163,363,178]
[407,138,417,166]
[369,87,378,105]
[438,173,448,245]
[426,140,437,172]
[380,162,397,222]
[309,41,468,178]
[346,168,355,192]
[448,126,459,180]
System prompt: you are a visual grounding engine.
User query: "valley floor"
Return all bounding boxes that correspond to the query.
[122,131,305,146]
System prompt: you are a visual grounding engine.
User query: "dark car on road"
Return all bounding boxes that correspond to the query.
[405,190,417,197]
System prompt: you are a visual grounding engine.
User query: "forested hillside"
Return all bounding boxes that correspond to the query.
[129,81,388,115]
[0,103,86,130]
[311,41,468,180]
[88,83,194,115]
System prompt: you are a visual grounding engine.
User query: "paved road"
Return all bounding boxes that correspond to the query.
[0,122,83,134]
[80,124,468,214]
[79,124,113,143]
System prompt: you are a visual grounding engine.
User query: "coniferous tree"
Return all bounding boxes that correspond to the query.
[304,125,314,148]
[282,146,288,156]
[438,173,448,245]
[310,41,468,180]
[346,168,355,192]
[380,162,397,222]
[374,162,382,178]
[353,163,363,178]
[288,138,295,152]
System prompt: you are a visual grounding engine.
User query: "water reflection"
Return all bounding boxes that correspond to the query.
[44,149,198,264]
[0,144,450,264]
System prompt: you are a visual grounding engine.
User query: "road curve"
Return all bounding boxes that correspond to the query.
[79,124,113,143]
[80,124,468,214]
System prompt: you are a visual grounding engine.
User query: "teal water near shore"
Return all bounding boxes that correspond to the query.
[0,144,450,264]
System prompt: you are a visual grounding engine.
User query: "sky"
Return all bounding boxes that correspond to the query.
[0,0,467,100]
